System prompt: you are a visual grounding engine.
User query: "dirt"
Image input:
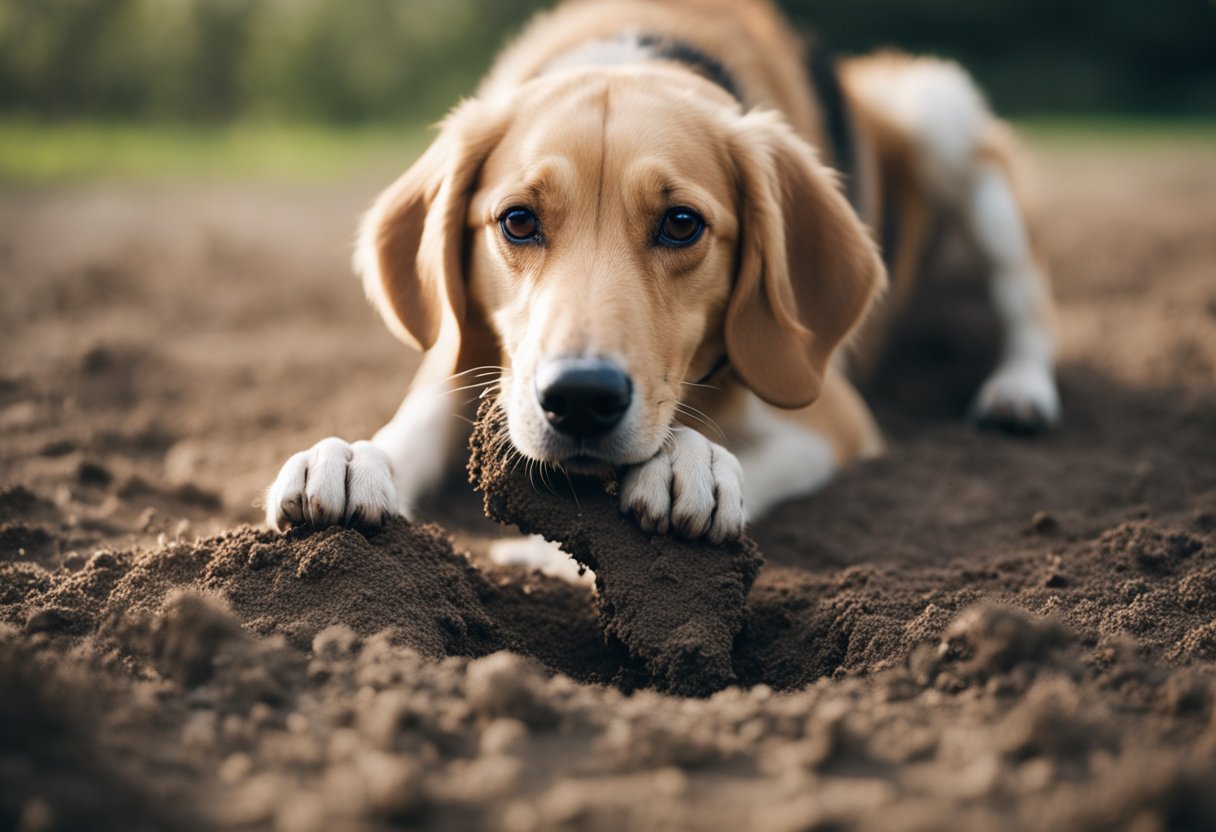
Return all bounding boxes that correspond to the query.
[1,144,1214,831]
[468,397,764,696]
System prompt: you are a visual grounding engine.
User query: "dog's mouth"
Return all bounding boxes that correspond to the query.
[559,453,615,476]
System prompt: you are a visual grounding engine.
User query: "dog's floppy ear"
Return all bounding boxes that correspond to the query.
[355,100,508,352]
[726,112,886,408]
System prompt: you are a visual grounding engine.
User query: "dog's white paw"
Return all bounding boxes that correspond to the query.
[619,427,745,544]
[266,437,400,532]
[970,362,1061,433]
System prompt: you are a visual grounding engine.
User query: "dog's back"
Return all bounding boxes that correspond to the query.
[481,0,829,147]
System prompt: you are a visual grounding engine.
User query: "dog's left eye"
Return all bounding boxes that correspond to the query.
[657,207,705,247]
[500,207,540,244]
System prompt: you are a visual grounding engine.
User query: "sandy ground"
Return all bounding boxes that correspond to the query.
[1,142,1215,831]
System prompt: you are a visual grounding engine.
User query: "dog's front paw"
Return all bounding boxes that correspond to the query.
[266,437,400,532]
[969,362,1061,434]
[619,427,745,544]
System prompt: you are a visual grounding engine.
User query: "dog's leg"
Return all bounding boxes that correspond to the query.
[631,372,881,530]
[370,355,469,520]
[731,372,883,521]
[844,55,1060,431]
[736,410,838,522]
[266,339,476,531]
[963,159,1060,431]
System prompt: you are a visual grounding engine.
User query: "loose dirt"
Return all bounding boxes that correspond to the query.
[1,143,1214,830]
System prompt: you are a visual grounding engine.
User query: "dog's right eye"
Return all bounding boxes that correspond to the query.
[500,208,540,244]
[657,206,705,247]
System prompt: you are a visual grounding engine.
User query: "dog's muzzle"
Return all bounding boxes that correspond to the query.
[535,357,632,439]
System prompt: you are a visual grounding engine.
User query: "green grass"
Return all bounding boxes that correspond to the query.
[0,119,431,185]
[1015,115,1216,152]
[0,116,1211,185]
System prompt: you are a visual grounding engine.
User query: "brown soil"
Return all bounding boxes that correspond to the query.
[468,397,764,696]
[1,143,1215,831]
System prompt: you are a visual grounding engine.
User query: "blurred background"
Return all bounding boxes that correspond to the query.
[2,0,1213,182]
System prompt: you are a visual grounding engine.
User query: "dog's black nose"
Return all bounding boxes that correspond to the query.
[536,358,632,438]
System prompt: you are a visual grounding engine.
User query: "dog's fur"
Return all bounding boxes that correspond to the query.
[267,0,1060,543]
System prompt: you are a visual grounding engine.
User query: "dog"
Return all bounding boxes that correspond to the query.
[266,0,1060,543]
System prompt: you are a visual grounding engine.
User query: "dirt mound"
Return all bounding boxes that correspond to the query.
[468,398,763,696]
[4,522,501,658]
[106,523,500,656]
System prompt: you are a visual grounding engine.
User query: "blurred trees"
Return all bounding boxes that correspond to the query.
[0,0,1212,123]
[787,0,1216,117]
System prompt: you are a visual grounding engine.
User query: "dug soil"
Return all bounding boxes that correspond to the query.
[1,143,1214,831]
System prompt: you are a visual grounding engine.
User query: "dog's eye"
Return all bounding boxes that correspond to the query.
[500,207,540,244]
[657,207,705,247]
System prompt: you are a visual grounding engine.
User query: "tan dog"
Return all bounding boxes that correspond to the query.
[267,0,1059,544]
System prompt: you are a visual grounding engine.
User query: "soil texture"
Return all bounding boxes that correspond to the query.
[1,143,1214,830]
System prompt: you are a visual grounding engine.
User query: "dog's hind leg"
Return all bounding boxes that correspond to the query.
[844,54,1060,432]
[961,153,1059,431]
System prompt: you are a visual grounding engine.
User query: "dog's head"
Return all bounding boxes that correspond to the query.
[357,67,884,470]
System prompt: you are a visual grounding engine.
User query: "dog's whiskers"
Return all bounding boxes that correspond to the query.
[538,460,560,496]
[508,448,525,475]
[526,457,542,495]
[425,366,510,400]
[556,464,583,513]
[674,402,727,442]
[444,364,508,381]
[447,378,502,397]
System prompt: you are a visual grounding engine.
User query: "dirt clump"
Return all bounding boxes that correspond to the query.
[468,398,763,696]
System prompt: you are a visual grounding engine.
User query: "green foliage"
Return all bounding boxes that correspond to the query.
[784,0,1216,116]
[0,118,430,183]
[0,0,1212,123]
[0,0,550,123]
